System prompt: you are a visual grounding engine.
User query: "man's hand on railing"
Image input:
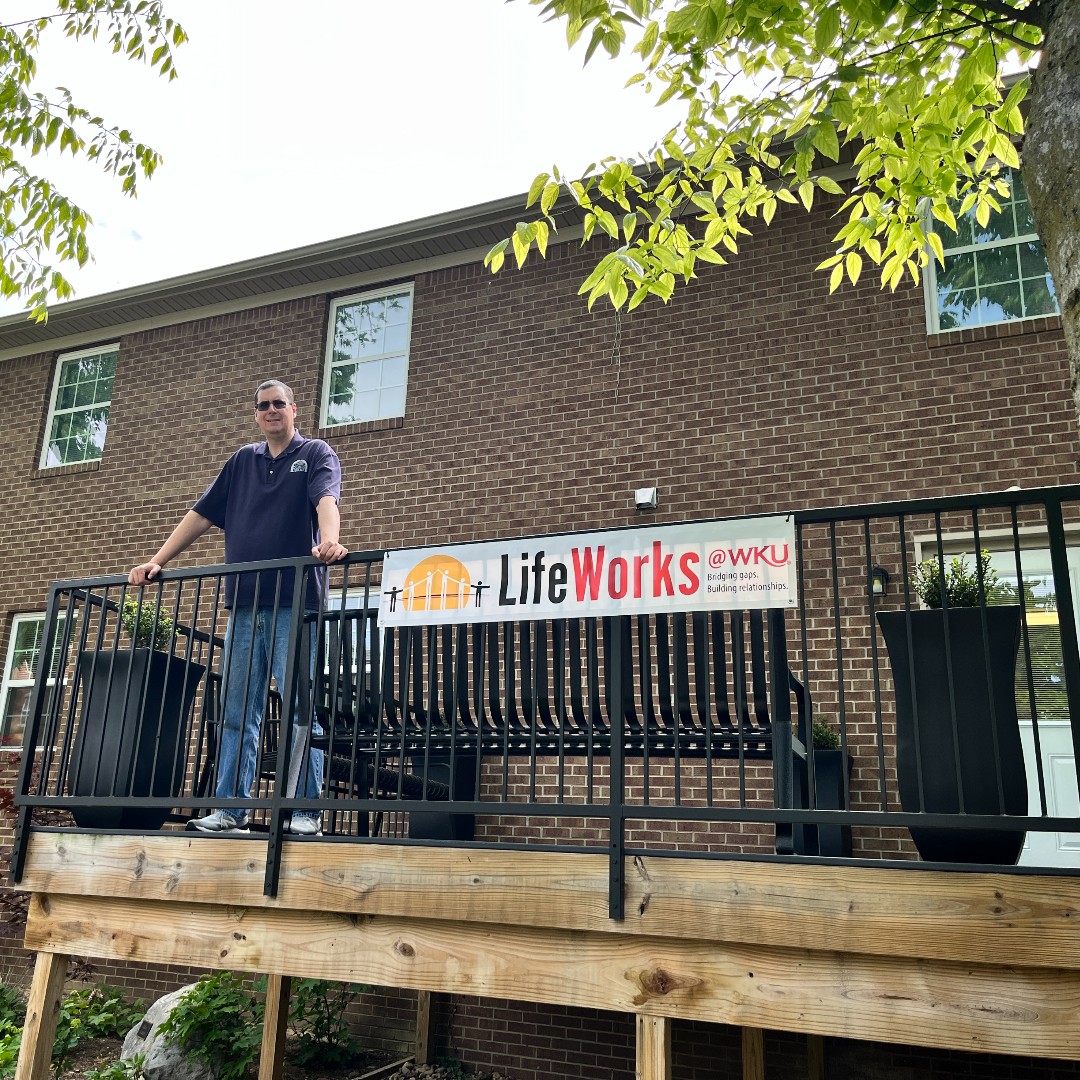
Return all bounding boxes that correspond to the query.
[312,539,348,564]
[129,562,163,585]
[313,497,347,564]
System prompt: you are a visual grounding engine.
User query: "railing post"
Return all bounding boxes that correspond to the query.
[769,608,795,855]
[608,616,626,921]
[1045,498,1080,774]
[264,561,309,897]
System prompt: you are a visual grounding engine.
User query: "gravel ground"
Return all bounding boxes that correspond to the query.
[377,1066,511,1080]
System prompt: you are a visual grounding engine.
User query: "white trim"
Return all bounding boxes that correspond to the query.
[914,523,1080,557]
[321,283,415,428]
[39,342,120,470]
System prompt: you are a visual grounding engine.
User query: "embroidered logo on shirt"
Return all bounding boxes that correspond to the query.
[290,460,308,473]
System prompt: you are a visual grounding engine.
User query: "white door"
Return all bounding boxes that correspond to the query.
[1019,719,1080,867]
[982,548,1080,867]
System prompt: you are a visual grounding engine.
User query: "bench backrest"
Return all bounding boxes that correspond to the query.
[312,608,806,760]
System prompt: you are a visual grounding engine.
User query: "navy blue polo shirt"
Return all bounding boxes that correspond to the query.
[193,432,342,608]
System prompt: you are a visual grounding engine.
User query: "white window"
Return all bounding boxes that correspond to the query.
[0,614,67,749]
[40,344,119,468]
[322,286,413,427]
[926,168,1059,333]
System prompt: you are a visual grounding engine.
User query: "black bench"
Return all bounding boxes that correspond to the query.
[303,607,813,850]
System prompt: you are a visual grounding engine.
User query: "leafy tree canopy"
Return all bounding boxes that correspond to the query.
[487,0,1046,312]
[1,1,185,319]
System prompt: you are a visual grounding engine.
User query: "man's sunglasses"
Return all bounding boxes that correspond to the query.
[255,399,291,411]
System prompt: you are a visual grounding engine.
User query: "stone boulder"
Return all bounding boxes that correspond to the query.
[120,984,219,1080]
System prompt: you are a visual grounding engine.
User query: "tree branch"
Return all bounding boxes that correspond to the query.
[949,0,1047,33]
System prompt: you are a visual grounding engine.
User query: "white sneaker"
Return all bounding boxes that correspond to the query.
[287,815,322,836]
[187,809,250,834]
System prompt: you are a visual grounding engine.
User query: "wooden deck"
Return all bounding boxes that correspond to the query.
[12,831,1080,1079]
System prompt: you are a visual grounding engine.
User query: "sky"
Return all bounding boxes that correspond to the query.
[6,0,683,310]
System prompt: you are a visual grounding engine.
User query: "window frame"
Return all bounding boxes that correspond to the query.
[320,284,414,429]
[39,342,120,470]
[923,169,1058,334]
[0,612,67,750]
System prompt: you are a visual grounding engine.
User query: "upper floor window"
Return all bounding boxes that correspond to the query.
[40,344,118,468]
[322,286,413,427]
[928,168,1059,333]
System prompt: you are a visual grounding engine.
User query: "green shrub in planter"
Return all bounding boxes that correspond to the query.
[810,718,840,750]
[120,597,174,651]
[909,550,1002,608]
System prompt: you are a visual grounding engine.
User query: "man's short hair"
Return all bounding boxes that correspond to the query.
[254,379,295,406]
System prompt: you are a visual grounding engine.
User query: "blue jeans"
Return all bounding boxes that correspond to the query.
[215,606,324,815]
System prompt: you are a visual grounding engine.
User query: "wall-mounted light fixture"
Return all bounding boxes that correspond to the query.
[634,486,659,511]
[871,565,890,596]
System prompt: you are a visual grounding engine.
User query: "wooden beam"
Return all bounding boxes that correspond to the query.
[258,974,291,1080]
[636,1014,671,1080]
[415,990,433,1065]
[806,1034,824,1080]
[19,833,1080,971]
[13,950,67,1080]
[23,893,1080,1061]
[741,1027,764,1080]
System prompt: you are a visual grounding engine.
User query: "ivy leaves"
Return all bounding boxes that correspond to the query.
[0,1,186,319]
[489,0,1043,309]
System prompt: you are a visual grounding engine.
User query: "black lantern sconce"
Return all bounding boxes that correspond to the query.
[871,565,890,597]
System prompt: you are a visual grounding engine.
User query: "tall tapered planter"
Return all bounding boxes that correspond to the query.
[69,648,206,830]
[878,607,1027,864]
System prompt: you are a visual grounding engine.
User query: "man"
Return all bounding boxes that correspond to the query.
[129,380,348,834]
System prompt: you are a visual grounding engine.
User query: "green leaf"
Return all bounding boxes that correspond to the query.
[527,172,550,208]
[814,7,841,52]
[811,122,840,162]
[845,250,863,285]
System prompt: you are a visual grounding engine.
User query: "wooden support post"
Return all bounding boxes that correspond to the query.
[258,973,292,1080]
[14,950,68,1080]
[414,990,433,1065]
[742,1026,765,1080]
[635,1014,671,1080]
[806,1034,824,1080]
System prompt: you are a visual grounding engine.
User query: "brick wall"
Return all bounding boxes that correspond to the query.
[0,192,1076,1078]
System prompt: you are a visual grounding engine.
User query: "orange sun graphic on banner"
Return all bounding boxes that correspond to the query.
[401,555,473,611]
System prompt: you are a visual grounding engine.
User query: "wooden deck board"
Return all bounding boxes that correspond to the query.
[17,832,1080,969]
[21,891,1080,1060]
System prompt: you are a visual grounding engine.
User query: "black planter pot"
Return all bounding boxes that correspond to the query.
[69,648,206,830]
[811,749,853,858]
[793,748,853,857]
[877,606,1027,864]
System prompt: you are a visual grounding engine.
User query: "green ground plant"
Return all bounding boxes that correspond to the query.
[52,986,145,1074]
[159,973,370,1076]
[0,981,143,1079]
[287,978,364,1066]
[86,1054,145,1080]
[157,972,264,1080]
[0,985,24,1028]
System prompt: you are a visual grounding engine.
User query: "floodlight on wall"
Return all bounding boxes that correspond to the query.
[871,565,890,597]
[635,487,659,511]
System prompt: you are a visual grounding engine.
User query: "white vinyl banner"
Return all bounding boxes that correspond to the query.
[378,515,797,627]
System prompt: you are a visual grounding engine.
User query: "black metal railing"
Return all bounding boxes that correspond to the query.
[11,485,1080,914]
